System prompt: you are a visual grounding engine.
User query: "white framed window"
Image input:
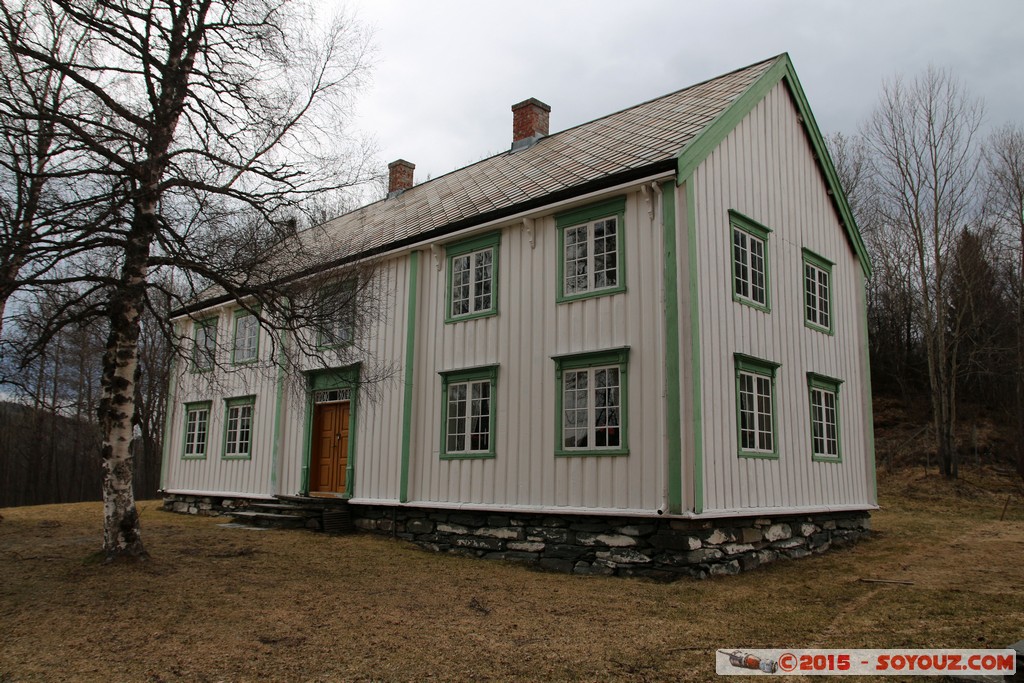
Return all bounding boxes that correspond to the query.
[223,396,255,459]
[808,373,842,461]
[735,354,780,458]
[803,249,834,334]
[192,319,217,371]
[439,366,497,458]
[232,310,259,364]
[556,197,626,302]
[182,402,211,459]
[446,232,499,322]
[553,348,629,456]
[730,211,771,311]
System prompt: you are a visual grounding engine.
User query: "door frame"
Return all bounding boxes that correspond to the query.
[301,365,359,497]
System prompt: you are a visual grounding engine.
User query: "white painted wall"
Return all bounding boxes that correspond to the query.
[687,81,875,513]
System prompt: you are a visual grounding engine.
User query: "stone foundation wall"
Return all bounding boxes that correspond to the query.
[350,505,870,580]
[162,494,250,516]
[161,493,870,579]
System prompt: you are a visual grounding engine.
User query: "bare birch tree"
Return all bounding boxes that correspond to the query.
[864,67,984,479]
[0,0,377,560]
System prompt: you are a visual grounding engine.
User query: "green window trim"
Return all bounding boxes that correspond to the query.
[807,372,843,463]
[802,248,835,335]
[191,318,218,373]
[445,231,501,323]
[222,395,256,460]
[438,364,499,459]
[181,400,212,460]
[553,347,630,457]
[729,210,772,313]
[316,279,358,350]
[734,353,780,460]
[230,307,261,365]
[556,196,627,303]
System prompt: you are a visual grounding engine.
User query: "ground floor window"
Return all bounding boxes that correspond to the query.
[808,373,842,461]
[183,401,211,459]
[223,396,255,459]
[553,348,629,456]
[735,354,780,459]
[439,366,498,458]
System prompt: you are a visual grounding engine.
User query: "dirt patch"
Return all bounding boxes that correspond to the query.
[1,478,1022,682]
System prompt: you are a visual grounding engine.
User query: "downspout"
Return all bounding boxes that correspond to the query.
[656,180,684,516]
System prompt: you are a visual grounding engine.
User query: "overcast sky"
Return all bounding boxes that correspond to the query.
[341,0,1023,183]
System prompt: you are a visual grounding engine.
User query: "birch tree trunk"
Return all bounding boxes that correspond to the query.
[98,205,158,559]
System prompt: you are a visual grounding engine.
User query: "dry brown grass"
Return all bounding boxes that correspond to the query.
[2,471,1023,683]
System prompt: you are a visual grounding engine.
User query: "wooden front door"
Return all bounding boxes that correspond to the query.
[311,402,349,494]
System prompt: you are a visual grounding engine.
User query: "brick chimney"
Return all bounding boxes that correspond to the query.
[511,98,550,151]
[387,159,415,197]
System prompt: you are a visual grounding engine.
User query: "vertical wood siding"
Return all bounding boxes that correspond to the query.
[163,317,279,496]
[403,192,667,512]
[690,81,874,513]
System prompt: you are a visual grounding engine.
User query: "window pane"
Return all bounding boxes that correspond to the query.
[234,315,258,362]
[733,229,749,299]
[451,255,471,316]
[749,237,765,304]
[473,249,493,312]
[564,226,588,294]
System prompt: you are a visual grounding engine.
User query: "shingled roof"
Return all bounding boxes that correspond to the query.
[181,53,870,313]
[311,54,781,262]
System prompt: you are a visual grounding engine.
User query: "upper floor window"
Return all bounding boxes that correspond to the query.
[192,318,217,372]
[556,196,626,302]
[803,249,834,334]
[232,310,259,364]
[735,353,780,459]
[729,211,771,312]
[446,232,500,323]
[553,348,629,456]
[318,280,357,348]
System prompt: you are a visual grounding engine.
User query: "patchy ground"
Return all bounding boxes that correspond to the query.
[1,470,1022,682]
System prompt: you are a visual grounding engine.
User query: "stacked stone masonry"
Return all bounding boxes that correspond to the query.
[163,494,870,579]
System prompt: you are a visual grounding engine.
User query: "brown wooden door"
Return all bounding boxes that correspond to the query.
[310,402,349,494]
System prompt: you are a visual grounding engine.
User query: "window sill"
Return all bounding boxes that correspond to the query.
[444,309,498,325]
[812,455,843,463]
[555,448,629,458]
[557,285,626,305]
[804,320,834,336]
[440,452,496,460]
[732,293,771,313]
[738,451,779,460]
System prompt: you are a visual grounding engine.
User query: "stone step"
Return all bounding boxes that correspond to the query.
[276,494,350,508]
[247,503,321,515]
[229,511,309,527]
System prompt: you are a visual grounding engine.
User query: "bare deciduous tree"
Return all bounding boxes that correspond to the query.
[0,0,378,560]
[984,124,1024,478]
[864,67,984,479]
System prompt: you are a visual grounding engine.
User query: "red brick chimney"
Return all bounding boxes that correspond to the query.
[511,98,550,151]
[387,159,415,196]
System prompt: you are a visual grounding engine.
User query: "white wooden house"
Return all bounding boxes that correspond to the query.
[161,54,876,577]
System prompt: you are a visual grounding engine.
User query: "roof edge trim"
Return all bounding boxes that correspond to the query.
[675,53,872,279]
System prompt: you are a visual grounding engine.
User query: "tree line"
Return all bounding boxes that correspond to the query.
[830,68,1024,480]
